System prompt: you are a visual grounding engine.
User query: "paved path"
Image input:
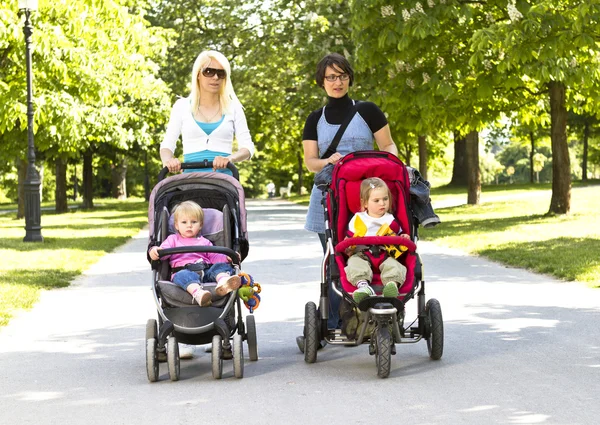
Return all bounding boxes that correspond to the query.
[1,199,599,425]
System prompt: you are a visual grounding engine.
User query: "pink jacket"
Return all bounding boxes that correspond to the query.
[157,233,228,269]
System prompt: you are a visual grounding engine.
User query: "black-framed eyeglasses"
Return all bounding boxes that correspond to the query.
[324,73,350,82]
[201,67,227,80]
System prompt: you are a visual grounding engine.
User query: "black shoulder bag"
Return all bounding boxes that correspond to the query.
[314,102,359,187]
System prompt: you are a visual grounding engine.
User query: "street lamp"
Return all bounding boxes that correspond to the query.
[19,0,43,242]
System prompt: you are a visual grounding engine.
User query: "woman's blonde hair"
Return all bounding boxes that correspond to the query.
[173,201,204,227]
[360,177,393,213]
[189,50,237,116]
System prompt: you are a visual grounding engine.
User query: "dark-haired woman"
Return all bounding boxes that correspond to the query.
[302,53,398,329]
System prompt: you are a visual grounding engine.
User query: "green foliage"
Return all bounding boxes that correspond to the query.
[3,0,600,202]
[0,0,173,201]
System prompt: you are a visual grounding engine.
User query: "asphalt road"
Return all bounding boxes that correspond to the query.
[1,199,599,425]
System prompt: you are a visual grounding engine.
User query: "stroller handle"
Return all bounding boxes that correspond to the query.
[335,236,417,254]
[158,161,239,182]
[158,245,241,266]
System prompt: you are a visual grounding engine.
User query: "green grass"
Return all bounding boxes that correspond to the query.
[421,184,600,287]
[0,199,148,327]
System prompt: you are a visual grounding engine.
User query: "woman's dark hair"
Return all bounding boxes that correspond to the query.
[315,53,354,88]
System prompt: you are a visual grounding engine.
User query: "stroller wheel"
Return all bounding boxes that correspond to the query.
[425,298,444,360]
[146,319,157,340]
[375,325,393,379]
[167,336,180,381]
[146,337,159,383]
[246,315,258,361]
[233,334,244,379]
[304,302,320,364]
[211,335,223,379]
[296,336,305,354]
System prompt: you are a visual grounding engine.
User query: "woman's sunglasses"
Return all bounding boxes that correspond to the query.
[201,67,227,80]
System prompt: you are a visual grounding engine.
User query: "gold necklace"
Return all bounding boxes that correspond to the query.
[197,105,221,122]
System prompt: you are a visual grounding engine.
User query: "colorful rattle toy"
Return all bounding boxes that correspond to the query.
[237,272,261,313]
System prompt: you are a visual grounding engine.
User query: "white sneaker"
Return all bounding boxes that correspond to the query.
[215,273,241,296]
[179,343,195,359]
[192,288,211,307]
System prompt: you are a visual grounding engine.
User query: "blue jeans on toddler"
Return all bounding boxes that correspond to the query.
[172,263,234,291]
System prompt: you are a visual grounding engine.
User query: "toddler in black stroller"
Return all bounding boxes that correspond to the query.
[145,162,259,381]
[299,151,444,378]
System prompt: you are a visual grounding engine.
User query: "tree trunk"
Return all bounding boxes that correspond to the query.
[55,157,68,213]
[17,158,26,219]
[548,81,571,214]
[529,131,535,184]
[418,135,428,181]
[111,156,127,200]
[401,142,412,168]
[582,121,589,181]
[465,130,481,205]
[296,151,304,196]
[72,164,79,201]
[450,131,467,186]
[82,150,94,209]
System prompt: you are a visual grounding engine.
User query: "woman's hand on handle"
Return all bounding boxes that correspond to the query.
[303,139,342,172]
[326,152,343,166]
[212,156,231,170]
[213,148,250,171]
[160,148,181,173]
[164,158,181,173]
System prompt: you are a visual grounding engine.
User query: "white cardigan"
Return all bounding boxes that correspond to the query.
[161,97,255,157]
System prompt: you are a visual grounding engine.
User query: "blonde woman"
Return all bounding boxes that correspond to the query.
[160,50,255,175]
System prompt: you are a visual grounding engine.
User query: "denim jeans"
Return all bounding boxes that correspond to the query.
[172,263,234,291]
[319,233,341,329]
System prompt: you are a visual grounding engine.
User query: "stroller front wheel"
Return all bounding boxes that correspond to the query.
[304,302,320,363]
[375,325,393,379]
[146,338,159,382]
[167,336,180,381]
[211,335,223,379]
[233,334,244,378]
[246,314,258,361]
[425,298,444,360]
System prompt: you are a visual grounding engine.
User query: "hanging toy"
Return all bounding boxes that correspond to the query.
[237,272,261,313]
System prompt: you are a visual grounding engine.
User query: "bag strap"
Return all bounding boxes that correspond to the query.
[320,101,360,159]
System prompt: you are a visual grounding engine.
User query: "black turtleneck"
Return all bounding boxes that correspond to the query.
[302,94,388,141]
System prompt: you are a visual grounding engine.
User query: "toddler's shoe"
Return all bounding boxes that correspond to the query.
[192,288,211,307]
[215,273,241,296]
[382,281,400,298]
[352,284,375,303]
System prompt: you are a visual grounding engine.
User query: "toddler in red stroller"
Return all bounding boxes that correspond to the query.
[299,151,444,378]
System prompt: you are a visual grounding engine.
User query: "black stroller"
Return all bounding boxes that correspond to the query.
[145,162,259,381]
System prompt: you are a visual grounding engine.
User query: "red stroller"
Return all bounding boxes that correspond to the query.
[301,151,443,378]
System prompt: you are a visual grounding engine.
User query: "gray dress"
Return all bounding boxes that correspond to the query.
[304,105,375,233]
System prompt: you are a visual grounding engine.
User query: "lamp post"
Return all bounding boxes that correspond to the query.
[19,0,43,242]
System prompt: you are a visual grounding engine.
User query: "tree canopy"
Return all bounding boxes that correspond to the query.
[1,0,599,211]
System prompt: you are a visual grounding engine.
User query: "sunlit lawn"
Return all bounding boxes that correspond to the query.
[421,184,600,286]
[0,199,148,326]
